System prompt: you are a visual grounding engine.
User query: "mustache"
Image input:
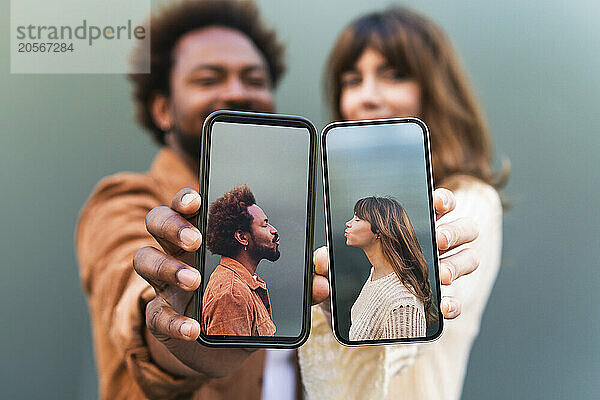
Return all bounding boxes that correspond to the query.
[201,102,267,121]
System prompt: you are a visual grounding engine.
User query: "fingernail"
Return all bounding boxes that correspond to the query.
[180,228,201,246]
[440,230,451,249]
[181,193,196,206]
[446,266,455,282]
[180,322,193,337]
[177,269,198,288]
[440,193,448,208]
[447,302,455,314]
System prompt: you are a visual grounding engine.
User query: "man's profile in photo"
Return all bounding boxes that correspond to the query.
[202,184,281,336]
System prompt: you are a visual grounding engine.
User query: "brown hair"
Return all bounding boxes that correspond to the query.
[129,0,285,145]
[327,7,509,190]
[354,196,436,322]
[207,185,256,257]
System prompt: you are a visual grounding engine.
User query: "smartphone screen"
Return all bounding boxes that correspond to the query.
[322,118,443,345]
[195,111,317,348]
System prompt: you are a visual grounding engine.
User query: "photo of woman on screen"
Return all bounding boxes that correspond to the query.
[345,196,435,340]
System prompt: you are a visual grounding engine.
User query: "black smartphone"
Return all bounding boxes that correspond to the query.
[194,110,317,348]
[322,118,443,345]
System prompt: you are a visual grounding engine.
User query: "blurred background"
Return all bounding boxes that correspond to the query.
[1,0,598,398]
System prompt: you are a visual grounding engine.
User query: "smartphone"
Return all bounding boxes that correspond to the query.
[194,110,317,348]
[322,118,443,346]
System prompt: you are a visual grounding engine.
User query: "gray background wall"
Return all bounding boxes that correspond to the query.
[1,0,598,399]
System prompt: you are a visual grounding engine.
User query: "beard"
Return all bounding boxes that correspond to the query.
[172,127,202,161]
[252,242,280,262]
[169,106,212,162]
[250,232,281,262]
[170,102,271,161]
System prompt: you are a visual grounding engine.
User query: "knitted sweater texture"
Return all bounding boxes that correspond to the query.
[349,271,426,340]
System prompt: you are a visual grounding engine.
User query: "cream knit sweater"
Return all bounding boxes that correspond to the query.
[349,270,426,341]
[298,179,503,400]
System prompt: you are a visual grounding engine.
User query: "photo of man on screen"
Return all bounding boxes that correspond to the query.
[202,184,280,336]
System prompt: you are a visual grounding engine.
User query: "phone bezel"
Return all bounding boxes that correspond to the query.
[194,110,317,348]
[321,117,444,346]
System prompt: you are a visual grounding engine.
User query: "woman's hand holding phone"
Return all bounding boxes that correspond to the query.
[433,188,480,319]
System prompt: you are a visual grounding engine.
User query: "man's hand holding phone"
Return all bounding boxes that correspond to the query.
[133,188,248,378]
[133,188,330,377]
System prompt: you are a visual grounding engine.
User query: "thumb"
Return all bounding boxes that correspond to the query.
[313,246,329,277]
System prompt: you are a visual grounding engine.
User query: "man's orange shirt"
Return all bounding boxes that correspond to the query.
[202,257,276,336]
[76,148,267,400]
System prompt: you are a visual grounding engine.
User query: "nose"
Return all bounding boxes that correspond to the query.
[269,224,278,235]
[358,77,382,111]
[345,220,351,228]
[219,76,252,108]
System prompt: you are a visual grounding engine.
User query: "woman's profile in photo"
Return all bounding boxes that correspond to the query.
[345,196,434,340]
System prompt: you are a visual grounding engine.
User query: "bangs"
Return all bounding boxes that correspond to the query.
[353,196,405,226]
[335,12,415,76]
[353,196,384,232]
[328,9,424,119]
[353,197,372,221]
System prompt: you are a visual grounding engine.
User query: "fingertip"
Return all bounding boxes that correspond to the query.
[180,320,201,341]
[174,189,201,213]
[441,300,449,316]
[439,265,452,285]
[449,301,459,317]
[313,246,324,264]
[181,192,197,207]
[177,268,201,290]
[433,191,444,212]
[313,247,329,276]
[441,298,460,319]
[434,188,455,214]
[319,246,329,263]
[190,320,201,340]
[436,230,450,251]
[312,275,330,305]
[179,227,202,251]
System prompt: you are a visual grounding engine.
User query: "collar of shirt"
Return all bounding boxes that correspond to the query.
[219,256,268,292]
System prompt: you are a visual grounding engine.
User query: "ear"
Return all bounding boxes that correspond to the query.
[149,92,173,132]
[234,230,250,246]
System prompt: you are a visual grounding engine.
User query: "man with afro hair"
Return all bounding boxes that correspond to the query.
[202,185,280,336]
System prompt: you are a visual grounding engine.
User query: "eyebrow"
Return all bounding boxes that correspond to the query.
[188,64,267,74]
[342,62,395,75]
[376,64,398,72]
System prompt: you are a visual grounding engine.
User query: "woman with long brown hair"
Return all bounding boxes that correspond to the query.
[345,196,433,340]
[299,7,508,400]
